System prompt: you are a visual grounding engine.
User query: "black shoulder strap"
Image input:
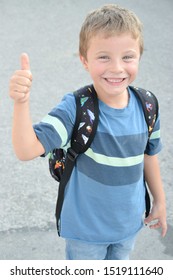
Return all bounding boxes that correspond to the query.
[71,84,99,153]
[56,84,99,235]
[129,86,159,218]
[129,86,159,138]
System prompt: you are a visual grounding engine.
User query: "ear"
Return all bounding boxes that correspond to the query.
[80,55,88,71]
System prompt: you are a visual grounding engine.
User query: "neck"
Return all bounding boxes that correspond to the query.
[95,86,129,109]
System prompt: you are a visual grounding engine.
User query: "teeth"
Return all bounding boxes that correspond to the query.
[106,78,124,83]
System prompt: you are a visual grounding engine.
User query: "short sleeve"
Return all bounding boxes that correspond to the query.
[33,93,76,156]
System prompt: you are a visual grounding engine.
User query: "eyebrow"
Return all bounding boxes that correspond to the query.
[122,50,137,54]
[95,49,137,55]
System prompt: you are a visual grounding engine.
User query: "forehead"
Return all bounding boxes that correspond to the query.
[87,33,140,53]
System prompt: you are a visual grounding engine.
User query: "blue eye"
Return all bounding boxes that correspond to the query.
[123,56,133,60]
[99,56,110,60]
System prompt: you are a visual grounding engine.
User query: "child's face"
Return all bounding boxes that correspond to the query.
[80,33,140,101]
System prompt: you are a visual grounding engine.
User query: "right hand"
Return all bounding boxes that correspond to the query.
[9,53,33,103]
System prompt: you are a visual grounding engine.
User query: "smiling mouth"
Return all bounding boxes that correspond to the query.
[105,78,126,84]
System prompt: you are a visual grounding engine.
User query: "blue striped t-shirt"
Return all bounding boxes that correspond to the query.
[33,87,162,243]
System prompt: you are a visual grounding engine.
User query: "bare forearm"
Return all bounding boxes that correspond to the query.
[144,154,165,204]
[144,154,167,236]
[12,101,44,160]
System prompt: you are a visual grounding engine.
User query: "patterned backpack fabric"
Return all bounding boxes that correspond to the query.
[48,84,158,235]
[49,84,99,183]
[129,86,158,138]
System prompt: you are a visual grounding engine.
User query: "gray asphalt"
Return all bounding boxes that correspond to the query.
[0,0,172,260]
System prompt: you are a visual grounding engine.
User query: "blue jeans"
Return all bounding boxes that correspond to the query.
[65,236,136,260]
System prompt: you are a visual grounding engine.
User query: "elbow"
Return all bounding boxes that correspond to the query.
[12,144,35,161]
[17,155,31,161]
[12,141,44,161]
[14,150,32,161]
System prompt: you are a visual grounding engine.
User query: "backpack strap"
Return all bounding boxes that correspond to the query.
[129,86,159,218]
[129,86,159,138]
[71,84,99,153]
[55,84,99,235]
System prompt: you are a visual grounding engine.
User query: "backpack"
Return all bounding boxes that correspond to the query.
[48,84,158,235]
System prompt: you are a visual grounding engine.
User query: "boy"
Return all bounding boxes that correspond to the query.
[9,4,167,260]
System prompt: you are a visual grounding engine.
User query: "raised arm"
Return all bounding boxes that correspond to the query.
[9,53,45,160]
[144,154,167,237]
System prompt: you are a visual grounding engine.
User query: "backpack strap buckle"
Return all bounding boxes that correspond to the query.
[66,147,78,162]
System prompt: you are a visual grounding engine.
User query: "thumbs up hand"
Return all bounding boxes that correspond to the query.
[9,53,33,103]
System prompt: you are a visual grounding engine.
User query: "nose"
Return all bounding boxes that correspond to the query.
[109,59,123,74]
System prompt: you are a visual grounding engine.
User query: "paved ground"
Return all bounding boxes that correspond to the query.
[0,0,172,260]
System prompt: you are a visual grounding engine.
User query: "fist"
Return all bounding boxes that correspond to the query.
[9,53,33,103]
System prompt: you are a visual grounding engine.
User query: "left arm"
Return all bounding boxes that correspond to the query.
[144,154,167,237]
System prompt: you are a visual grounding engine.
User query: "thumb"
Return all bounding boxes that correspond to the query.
[21,53,30,70]
[144,213,153,224]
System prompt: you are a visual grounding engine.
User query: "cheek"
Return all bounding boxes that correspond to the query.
[128,63,139,76]
[88,63,106,77]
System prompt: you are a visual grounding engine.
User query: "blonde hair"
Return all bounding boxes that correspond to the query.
[79,4,143,58]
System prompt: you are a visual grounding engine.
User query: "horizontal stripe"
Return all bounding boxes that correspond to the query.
[92,132,148,157]
[150,129,160,140]
[77,154,144,186]
[85,148,144,167]
[41,114,68,146]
